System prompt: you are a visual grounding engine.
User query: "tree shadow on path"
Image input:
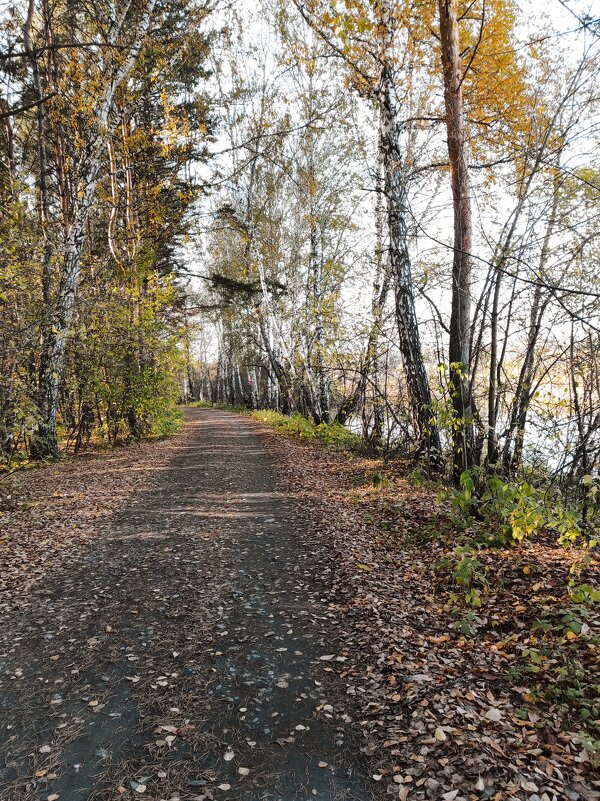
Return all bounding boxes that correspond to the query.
[0,409,379,801]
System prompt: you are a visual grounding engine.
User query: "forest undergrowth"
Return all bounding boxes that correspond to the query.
[251,409,600,798]
[2,406,599,799]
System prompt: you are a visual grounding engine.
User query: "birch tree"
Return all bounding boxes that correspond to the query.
[0,0,212,461]
[33,0,158,456]
[293,0,441,452]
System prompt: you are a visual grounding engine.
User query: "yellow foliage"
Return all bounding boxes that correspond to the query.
[305,0,531,162]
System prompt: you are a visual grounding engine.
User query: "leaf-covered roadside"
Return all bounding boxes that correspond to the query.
[0,440,178,619]
[256,421,600,800]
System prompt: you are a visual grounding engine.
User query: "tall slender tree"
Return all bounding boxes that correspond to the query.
[438,0,474,478]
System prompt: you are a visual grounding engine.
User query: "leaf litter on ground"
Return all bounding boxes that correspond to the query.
[1,412,598,801]
[256,419,600,801]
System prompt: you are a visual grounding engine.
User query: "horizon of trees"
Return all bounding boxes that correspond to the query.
[2,0,600,502]
[188,0,600,495]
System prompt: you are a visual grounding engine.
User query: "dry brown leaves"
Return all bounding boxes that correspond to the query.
[0,437,185,619]
[256,424,600,801]
[2,415,598,801]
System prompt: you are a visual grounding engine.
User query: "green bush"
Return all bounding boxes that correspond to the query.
[150,404,183,439]
[450,468,599,548]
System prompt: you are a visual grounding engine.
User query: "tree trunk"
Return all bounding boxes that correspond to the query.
[249,365,260,409]
[503,286,546,472]
[23,0,53,306]
[438,0,474,481]
[34,157,102,456]
[378,67,439,453]
[310,237,331,423]
[308,188,330,424]
[500,182,559,473]
[32,0,157,457]
[367,151,388,445]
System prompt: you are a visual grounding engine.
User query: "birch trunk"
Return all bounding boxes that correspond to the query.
[336,151,389,444]
[379,67,439,452]
[368,155,389,445]
[306,58,330,424]
[310,226,331,423]
[249,365,260,409]
[33,0,157,457]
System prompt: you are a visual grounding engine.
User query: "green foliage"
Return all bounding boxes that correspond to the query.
[0,0,210,466]
[451,546,487,588]
[521,583,600,737]
[436,545,488,610]
[569,583,600,604]
[449,608,484,636]
[450,469,477,516]
[60,271,185,449]
[371,471,390,489]
[251,410,365,452]
[532,605,588,639]
[576,733,600,768]
[525,648,600,735]
[0,195,44,467]
[150,404,184,439]
[449,469,599,548]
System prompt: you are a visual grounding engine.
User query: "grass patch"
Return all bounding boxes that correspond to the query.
[250,410,366,452]
[188,401,248,413]
[187,404,366,451]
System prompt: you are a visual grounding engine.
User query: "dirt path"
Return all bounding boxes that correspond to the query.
[0,409,377,801]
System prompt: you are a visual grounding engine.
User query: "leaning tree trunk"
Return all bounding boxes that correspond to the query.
[379,67,440,454]
[439,0,474,481]
[32,0,157,458]
[336,148,389,444]
[502,284,547,473]
[500,176,560,473]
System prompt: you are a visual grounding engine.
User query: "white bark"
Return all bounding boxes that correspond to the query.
[35,0,157,456]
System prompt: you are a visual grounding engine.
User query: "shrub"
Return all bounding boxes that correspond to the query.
[150,404,183,439]
[450,469,598,548]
